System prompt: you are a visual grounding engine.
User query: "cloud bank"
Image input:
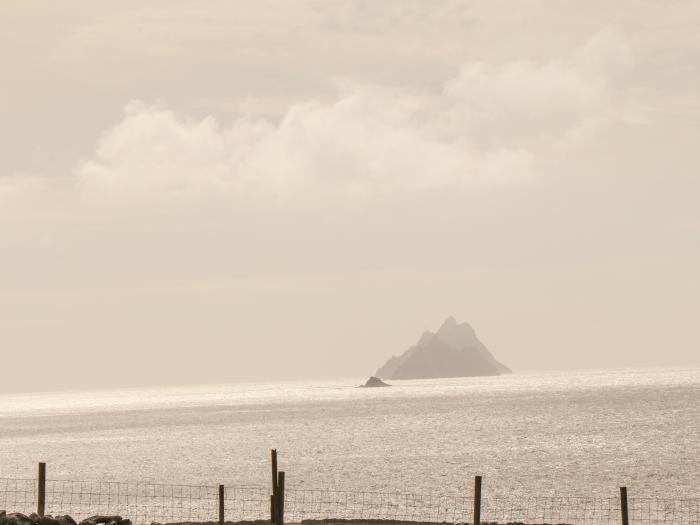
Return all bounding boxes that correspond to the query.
[5,29,635,205]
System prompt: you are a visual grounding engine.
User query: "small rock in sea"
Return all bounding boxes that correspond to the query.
[360,376,391,388]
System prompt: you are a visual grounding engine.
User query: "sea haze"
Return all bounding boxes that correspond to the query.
[0,368,697,499]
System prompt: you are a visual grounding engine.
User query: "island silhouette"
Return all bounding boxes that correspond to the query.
[375,316,511,380]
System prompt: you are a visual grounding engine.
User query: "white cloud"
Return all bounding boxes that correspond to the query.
[443,28,635,149]
[76,94,533,204]
[6,29,630,205]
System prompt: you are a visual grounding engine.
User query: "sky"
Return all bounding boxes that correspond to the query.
[1,1,699,392]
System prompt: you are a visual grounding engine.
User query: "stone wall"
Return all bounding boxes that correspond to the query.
[0,513,131,525]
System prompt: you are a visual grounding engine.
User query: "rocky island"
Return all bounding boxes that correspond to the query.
[376,316,511,380]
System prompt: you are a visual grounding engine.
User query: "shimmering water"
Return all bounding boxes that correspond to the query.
[0,368,698,499]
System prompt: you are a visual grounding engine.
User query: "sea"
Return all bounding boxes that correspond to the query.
[0,367,698,501]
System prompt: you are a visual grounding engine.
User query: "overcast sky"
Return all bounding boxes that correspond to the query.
[1,1,699,392]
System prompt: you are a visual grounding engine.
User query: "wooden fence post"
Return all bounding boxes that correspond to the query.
[620,487,629,525]
[36,462,46,517]
[277,472,285,525]
[271,450,279,525]
[218,484,225,524]
[473,476,482,525]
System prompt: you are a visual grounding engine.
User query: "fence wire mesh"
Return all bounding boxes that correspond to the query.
[1,479,268,525]
[283,491,700,525]
[0,479,35,515]
[482,496,620,525]
[223,487,270,522]
[283,489,470,523]
[44,480,219,524]
[1,478,698,525]
[627,498,700,525]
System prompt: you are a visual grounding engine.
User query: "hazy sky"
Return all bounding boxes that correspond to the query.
[1,1,699,392]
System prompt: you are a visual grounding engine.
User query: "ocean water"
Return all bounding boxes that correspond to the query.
[0,368,698,500]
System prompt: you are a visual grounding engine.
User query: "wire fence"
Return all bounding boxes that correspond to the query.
[283,489,468,523]
[0,479,34,516]
[283,491,700,525]
[1,478,699,525]
[0,479,269,525]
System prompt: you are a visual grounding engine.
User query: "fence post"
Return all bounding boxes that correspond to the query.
[36,462,46,517]
[473,475,481,525]
[271,449,279,525]
[218,484,225,524]
[620,487,629,525]
[277,471,285,525]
